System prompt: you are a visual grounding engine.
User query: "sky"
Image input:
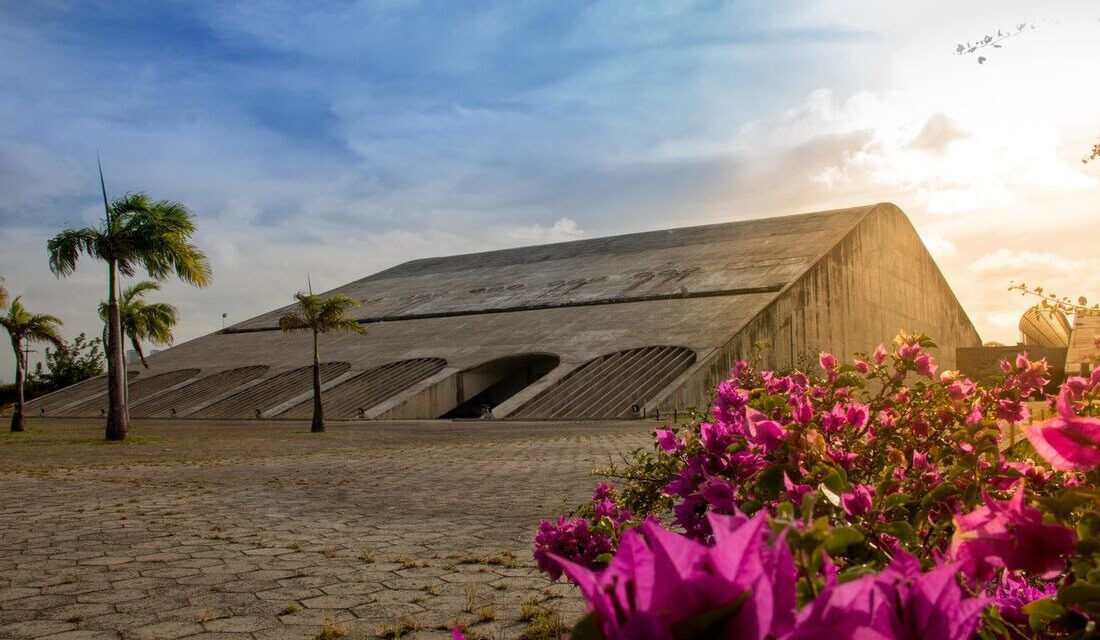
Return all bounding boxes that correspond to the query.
[1,0,1098,382]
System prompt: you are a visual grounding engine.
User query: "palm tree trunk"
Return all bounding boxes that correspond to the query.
[105,257,129,441]
[311,329,324,432]
[10,338,24,432]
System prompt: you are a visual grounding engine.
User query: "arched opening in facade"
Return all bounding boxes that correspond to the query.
[442,354,560,418]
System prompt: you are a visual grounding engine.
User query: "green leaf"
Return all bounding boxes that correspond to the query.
[822,466,849,495]
[883,493,912,510]
[594,553,614,565]
[571,612,606,640]
[883,520,916,543]
[920,484,959,507]
[823,526,865,554]
[1023,597,1066,632]
[670,592,750,640]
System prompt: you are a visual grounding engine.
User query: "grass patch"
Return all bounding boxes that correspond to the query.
[312,618,349,640]
[375,618,421,639]
[394,554,427,569]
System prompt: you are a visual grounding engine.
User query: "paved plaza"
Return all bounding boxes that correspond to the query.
[0,418,652,639]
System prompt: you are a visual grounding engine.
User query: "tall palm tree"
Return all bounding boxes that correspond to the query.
[47,171,211,441]
[278,290,365,432]
[98,280,178,368]
[1,297,64,432]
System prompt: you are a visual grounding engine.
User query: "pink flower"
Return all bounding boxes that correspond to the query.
[845,403,870,430]
[553,512,797,640]
[914,353,938,378]
[950,483,1076,582]
[533,516,614,581]
[783,473,812,506]
[655,429,684,453]
[1025,389,1100,471]
[819,352,837,371]
[946,378,976,402]
[995,399,1029,424]
[898,341,921,360]
[745,409,787,453]
[854,359,870,374]
[872,343,888,365]
[788,552,989,640]
[841,485,873,517]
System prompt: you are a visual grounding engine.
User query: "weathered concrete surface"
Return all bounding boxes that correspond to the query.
[0,418,651,639]
[1067,314,1100,375]
[957,345,1067,389]
[29,204,981,420]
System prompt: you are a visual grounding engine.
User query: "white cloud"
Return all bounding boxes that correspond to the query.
[502,217,586,244]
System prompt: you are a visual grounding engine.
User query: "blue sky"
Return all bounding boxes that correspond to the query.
[2,1,1098,380]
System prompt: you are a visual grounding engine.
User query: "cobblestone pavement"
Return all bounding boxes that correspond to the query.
[0,418,653,639]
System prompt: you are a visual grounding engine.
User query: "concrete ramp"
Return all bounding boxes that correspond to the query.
[188,362,350,419]
[512,346,695,419]
[276,358,447,419]
[132,366,270,418]
[60,369,199,417]
[26,372,137,416]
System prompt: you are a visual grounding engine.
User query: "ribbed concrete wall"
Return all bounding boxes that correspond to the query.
[660,204,981,413]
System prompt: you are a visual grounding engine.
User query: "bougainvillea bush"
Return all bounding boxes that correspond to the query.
[528,333,1100,639]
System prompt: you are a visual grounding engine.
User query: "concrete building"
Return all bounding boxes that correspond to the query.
[29,203,981,420]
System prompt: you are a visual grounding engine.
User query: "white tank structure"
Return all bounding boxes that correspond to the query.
[1019,306,1072,349]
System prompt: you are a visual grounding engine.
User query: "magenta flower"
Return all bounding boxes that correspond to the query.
[786,552,989,640]
[553,512,797,640]
[993,572,1058,626]
[533,516,614,581]
[914,353,938,378]
[995,399,1029,424]
[745,409,787,452]
[1025,388,1100,471]
[841,484,873,517]
[950,482,1076,581]
[846,403,870,429]
[783,473,812,506]
[819,352,837,371]
[655,428,684,453]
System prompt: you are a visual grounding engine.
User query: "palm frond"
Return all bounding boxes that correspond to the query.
[47,227,104,276]
[0,297,64,350]
[278,313,311,333]
[0,277,7,309]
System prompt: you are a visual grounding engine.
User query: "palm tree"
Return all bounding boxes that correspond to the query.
[278,290,365,432]
[1,297,64,432]
[0,277,8,309]
[98,280,178,368]
[47,172,211,441]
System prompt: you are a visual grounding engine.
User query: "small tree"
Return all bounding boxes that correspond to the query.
[1,297,64,432]
[98,280,177,368]
[278,291,365,432]
[32,333,105,393]
[47,173,211,441]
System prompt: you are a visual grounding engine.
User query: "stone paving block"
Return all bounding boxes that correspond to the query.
[38,630,119,640]
[0,420,648,639]
[0,619,77,638]
[202,615,280,633]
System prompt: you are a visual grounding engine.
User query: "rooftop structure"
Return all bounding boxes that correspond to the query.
[30,203,981,420]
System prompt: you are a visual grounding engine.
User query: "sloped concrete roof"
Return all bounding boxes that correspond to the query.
[230,206,868,331]
[29,203,981,420]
